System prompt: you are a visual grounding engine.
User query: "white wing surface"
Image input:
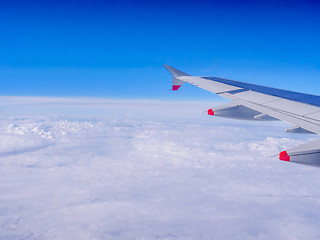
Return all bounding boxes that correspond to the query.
[164,65,320,167]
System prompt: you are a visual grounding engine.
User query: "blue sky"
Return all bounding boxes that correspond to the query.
[1,0,320,99]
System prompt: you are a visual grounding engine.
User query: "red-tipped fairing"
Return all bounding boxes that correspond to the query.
[279,151,290,162]
[207,109,214,116]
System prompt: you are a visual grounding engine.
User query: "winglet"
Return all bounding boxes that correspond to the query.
[163,65,188,91]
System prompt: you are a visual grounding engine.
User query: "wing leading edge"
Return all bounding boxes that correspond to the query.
[164,65,320,167]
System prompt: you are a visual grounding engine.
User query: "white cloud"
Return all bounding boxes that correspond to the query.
[0,96,320,240]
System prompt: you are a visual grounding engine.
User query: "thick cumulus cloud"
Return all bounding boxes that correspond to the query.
[0,97,320,240]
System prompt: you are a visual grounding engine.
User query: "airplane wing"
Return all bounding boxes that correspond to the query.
[164,65,320,167]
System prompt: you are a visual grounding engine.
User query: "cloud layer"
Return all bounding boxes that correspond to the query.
[0,97,320,240]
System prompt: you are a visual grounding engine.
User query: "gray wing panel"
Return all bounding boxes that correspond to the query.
[178,75,320,134]
[234,98,320,134]
[305,111,320,121]
[230,91,320,117]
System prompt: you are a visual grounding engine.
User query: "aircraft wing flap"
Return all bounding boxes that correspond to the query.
[263,99,320,116]
[234,98,320,134]
[228,90,320,117]
[305,111,320,121]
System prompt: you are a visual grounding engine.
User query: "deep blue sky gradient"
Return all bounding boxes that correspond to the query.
[1,0,320,99]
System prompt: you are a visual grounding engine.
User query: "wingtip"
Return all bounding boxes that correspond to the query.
[163,65,189,77]
[163,65,171,71]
